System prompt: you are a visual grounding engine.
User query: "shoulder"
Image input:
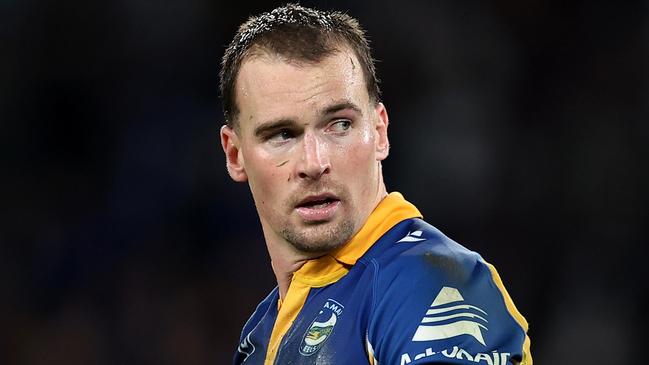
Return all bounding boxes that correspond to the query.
[365,219,530,364]
[368,219,483,288]
[366,219,488,316]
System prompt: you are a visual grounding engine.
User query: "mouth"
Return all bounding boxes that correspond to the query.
[295,194,341,222]
[296,194,340,209]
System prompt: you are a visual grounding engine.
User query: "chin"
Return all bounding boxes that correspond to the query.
[282,219,354,254]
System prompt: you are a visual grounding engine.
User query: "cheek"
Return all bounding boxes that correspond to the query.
[336,130,376,174]
[244,151,284,201]
[248,168,287,222]
[251,167,282,193]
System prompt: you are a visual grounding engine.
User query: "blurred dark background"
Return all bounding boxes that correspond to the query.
[2,1,647,364]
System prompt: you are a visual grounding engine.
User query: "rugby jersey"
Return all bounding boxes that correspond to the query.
[234,192,532,365]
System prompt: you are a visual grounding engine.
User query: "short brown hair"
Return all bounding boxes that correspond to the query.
[219,3,381,128]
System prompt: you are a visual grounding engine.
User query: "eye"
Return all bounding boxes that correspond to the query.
[328,119,352,133]
[267,129,294,143]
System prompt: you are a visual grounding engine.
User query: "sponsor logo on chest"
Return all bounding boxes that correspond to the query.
[299,299,344,356]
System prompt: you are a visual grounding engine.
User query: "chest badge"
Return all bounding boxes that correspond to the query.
[299,299,344,356]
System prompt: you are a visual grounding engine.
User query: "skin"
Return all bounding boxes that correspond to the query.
[220,47,390,298]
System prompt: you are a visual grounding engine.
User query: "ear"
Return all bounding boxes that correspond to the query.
[374,102,390,161]
[220,125,248,182]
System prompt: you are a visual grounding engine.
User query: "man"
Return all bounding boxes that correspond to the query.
[220,4,532,365]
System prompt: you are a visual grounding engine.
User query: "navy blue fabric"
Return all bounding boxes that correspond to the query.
[233,219,527,365]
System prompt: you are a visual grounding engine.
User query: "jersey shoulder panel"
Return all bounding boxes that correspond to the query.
[380,219,480,278]
[366,219,529,365]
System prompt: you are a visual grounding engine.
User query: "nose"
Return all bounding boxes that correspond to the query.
[297,132,330,180]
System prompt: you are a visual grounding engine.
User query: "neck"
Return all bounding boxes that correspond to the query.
[266,235,321,299]
[270,253,309,300]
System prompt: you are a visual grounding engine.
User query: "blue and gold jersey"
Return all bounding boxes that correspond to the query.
[234,193,532,365]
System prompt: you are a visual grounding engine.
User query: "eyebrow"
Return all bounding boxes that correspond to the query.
[319,100,363,116]
[254,119,295,138]
[253,99,364,138]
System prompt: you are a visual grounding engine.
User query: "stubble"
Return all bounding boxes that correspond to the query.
[281,219,355,254]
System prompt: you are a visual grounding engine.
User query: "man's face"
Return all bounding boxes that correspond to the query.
[221,48,389,254]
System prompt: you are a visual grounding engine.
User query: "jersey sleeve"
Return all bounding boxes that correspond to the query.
[232,288,279,365]
[366,241,532,365]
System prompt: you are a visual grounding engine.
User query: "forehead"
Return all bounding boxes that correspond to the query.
[234,49,369,129]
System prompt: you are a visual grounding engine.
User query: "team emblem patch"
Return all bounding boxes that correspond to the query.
[299,299,344,356]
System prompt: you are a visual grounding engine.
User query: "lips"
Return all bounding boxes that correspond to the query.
[297,194,339,208]
[295,194,341,222]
